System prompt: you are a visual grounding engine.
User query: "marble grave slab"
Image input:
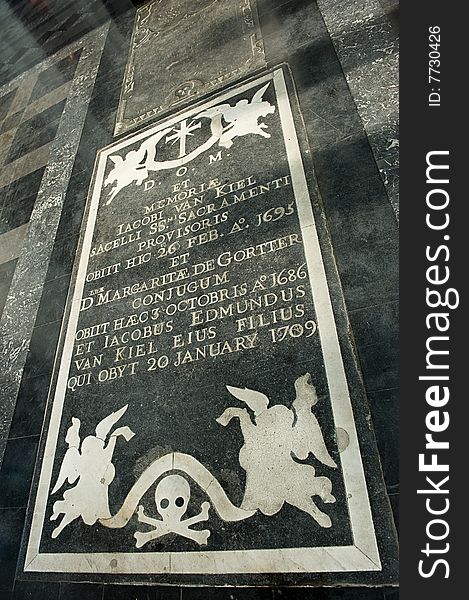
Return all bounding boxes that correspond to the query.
[114,0,265,135]
[22,67,396,585]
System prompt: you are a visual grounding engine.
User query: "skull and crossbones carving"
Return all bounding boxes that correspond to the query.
[134,474,211,547]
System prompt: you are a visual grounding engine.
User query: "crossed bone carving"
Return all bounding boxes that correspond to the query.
[134,474,211,547]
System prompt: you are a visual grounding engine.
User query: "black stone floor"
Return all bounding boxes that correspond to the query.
[0,0,399,597]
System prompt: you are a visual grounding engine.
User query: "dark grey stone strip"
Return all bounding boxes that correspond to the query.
[115,0,266,135]
[0,22,110,466]
[317,0,399,220]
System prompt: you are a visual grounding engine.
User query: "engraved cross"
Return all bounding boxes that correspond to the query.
[166,119,202,157]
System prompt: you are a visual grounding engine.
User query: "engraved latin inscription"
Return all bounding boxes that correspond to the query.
[25,70,381,577]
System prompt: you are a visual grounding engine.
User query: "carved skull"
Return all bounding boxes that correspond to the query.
[155,474,190,523]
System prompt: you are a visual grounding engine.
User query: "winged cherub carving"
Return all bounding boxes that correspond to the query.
[197,82,276,149]
[49,405,134,538]
[103,83,276,203]
[217,374,337,528]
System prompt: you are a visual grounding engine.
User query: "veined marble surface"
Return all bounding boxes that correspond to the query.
[317,0,399,220]
[115,0,266,135]
[22,67,396,585]
[0,0,398,595]
[0,23,110,465]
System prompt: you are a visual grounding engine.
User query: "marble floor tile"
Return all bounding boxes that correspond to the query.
[0,224,28,263]
[317,0,399,221]
[0,0,398,593]
[0,436,39,509]
[58,582,104,600]
[0,259,17,315]
[115,0,266,134]
[19,67,396,586]
[0,507,26,593]
[0,23,111,466]
[12,580,60,600]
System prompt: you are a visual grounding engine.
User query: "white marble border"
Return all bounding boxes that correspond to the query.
[25,69,381,574]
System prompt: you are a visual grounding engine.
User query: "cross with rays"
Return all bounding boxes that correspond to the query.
[166,119,202,157]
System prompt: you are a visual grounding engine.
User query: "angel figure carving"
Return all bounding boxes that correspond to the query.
[217,374,337,528]
[103,127,173,204]
[104,83,276,203]
[198,82,276,149]
[50,405,134,538]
